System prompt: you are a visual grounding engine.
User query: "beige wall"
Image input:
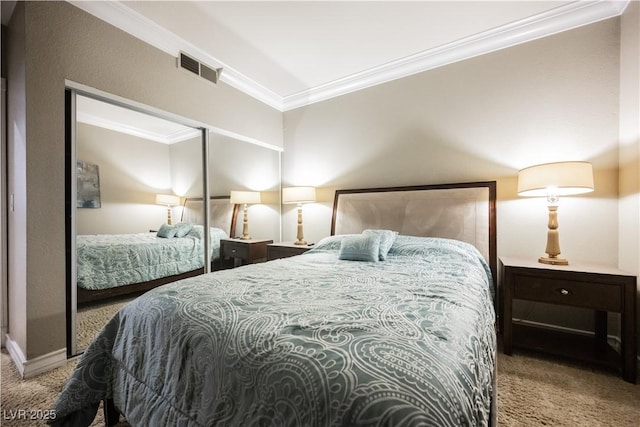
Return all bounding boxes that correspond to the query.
[282,18,623,332]
[6,1,282,361]
[77,123,178,235]
[617,1,640,353]
[283,18,621,260]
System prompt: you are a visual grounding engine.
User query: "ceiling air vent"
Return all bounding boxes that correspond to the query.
[178,52,222,85]
[179,53,200,75]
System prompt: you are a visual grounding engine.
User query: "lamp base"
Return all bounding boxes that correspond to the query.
[294,240,308,246]
[539,256,568,266]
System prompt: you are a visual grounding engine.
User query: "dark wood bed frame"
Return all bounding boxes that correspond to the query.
[103,181,498,426]
[76,269,206,305]
[331,181,497,290]
[330,181,498,426]
[77,196,239,305]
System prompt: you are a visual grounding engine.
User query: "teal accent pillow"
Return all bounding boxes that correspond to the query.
[173,222,194,238]
[156,223,177,238]
[363,229,398,260]
[338,233,381,262]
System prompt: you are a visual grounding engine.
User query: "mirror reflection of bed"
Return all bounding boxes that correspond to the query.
[75,197,239,350]
[71,94,282,355]
[76,197,239,306]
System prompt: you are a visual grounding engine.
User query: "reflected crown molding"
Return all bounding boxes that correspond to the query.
[68,0,628,113]
[77,110,201,144]
[76,94,202,144]
[68,79,284,152]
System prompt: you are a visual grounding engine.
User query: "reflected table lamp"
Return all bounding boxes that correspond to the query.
[283,186,316,245]
[156,194,181,225]
[230,190,261,240]
[517,161,594,265]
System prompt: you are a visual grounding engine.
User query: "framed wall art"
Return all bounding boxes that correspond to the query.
[77,161,101,208]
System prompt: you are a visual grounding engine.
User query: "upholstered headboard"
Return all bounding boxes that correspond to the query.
[331,181,497,285]
[181,196,239,237]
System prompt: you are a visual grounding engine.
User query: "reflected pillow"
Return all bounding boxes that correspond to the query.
[187,225,204,239]
[209,227,229,241]
[173,222,194,238]
[156,223,177,238]
[363,229,398,260]
[186,225,230,241]
[338,233,381,262]
[313,234,359,252]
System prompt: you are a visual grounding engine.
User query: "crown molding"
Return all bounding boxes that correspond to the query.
[282,0,629,110]
[77,110,201,144]
[68,1,627,113]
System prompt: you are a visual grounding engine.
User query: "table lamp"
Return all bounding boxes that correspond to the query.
[230,190,261,240]
[283,186,316,245]
[517,161,594,265]
[156,194,181,225]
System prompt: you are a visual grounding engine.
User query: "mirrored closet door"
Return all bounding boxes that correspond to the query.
[67,91,206,356]
[66,89,282,357]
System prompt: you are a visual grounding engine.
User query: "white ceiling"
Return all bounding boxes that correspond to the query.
[70,0,628,112]
[62,0,630,142]
[123,0,572,96]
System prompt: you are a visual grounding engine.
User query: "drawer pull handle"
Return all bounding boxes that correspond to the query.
[559,288,570,295]
[231,249,237,253]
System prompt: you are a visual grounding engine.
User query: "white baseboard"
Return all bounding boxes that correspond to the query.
[4,334,66,379]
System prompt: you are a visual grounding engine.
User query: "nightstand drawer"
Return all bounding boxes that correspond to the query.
[223,242,249,259]
[514,275,622,311]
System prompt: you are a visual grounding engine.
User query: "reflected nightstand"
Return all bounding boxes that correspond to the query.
[220,238,273,267]
[267,242,314,260]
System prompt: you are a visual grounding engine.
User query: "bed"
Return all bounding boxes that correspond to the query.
[54,181,497,426]
[76,196,239,304]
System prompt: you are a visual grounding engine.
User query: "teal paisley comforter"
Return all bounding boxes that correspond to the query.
[77,225,228,290]
[53,235,495,426]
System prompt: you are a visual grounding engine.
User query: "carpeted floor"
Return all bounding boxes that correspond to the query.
[77,297,133,350]
[1,300,639,426]
[497,350,639,426]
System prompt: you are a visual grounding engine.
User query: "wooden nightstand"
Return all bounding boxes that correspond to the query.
[500,256,637,383]
[267,242,314,260]
[220,238,273,267]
